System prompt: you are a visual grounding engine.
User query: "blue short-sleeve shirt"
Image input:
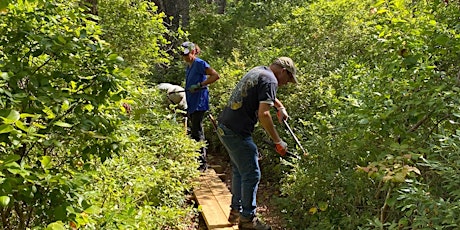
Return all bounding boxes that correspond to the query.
[185,57,210,114]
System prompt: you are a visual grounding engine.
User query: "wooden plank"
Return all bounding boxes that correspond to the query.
[195,171,233,229]
[203,169,238,230]
[194,169,239,230]
[203,172,232,214]
[194,188,234,229]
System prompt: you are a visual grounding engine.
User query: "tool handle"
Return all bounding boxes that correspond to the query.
[285,151,300,159]
[208,113,218,131]
[282,118,309,156]
[168,87,206,95]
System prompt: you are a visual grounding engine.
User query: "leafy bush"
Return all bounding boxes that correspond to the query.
[84,87,200,229]
[98,0,171,76]
[190,0,460,229]
[1,0,202,229]
[277,1,460,229]
[0,0,128,228]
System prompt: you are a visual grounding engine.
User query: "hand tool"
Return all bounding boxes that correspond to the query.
[167,86,206,95]
[282,119,308,156]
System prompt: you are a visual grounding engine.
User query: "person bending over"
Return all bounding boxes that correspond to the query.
[217,57,298,230]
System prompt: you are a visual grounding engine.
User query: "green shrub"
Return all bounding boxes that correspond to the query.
[84,87,201,229]
[0,1,201,229]
[190,0,460,229]
[0,0,129,228]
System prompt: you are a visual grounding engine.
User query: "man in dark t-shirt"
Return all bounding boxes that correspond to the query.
[217,57,298,230]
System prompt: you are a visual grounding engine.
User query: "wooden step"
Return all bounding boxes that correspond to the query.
[194,168,238,230]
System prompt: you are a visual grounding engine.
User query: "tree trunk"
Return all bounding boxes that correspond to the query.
[83,0,98,15]
[204,0,226,14]
[152,0,189,30]
[216,0,226,14]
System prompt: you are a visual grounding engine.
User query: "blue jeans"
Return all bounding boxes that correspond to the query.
[217,123,260,218]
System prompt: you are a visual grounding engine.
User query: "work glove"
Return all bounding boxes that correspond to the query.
[274,140,288,156]
[189,82,202,93]
[277,107,289,124]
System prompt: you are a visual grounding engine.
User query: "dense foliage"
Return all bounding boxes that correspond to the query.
[189,0,460,229]
[1,0,200,229]
[2,0,459,229]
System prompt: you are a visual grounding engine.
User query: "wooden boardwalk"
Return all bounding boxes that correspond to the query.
[194,168,238,230]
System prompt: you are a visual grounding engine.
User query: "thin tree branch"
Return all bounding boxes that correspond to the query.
[408,114,430,133]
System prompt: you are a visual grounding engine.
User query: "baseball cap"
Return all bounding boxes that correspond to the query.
[181,41,195,55]
[273,57,298,83]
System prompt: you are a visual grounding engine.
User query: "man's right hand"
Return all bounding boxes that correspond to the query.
[274,140,288,156]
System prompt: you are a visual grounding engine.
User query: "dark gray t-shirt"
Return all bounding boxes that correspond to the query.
[218,66,278,137]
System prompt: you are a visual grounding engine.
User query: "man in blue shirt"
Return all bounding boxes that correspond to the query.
[181,41,220,172]
[217,57,298,230]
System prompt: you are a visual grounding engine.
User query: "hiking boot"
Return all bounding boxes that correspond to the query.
[238,216,271,230]
[228,209,240,225]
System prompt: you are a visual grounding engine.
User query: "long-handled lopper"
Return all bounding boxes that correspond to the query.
[282,119,308,156]
[272,107,308,156]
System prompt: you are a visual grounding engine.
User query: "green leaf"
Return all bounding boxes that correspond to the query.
[40,156,52,169]
[392,172,406,183]
[57,35,66,44]
[0,196,10,207]
[61,100,70,111]
[318,201,328,211]
[46,222,66,230]
[79,29,87,38]
[120,68,131,77]
[53,121,73,128]
[4,161,20,169]
[19,113,37,118]
[42,106,56,119]
[2,110,20,124]
[54,205,67,220]
[358,119,369,125]
[7,167,30,177]
[110,93,122,101]
[108,54,120,61]
[2,154,20,164]
[0,72,9,80]
[15,120,28,132]
[435,34,449,46]
[32,122,47,129]
[0,124,14,134]
[84,205,101,214]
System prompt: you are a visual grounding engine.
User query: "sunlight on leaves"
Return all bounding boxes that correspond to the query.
[53,121,72,128]
[0,196,10,207]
